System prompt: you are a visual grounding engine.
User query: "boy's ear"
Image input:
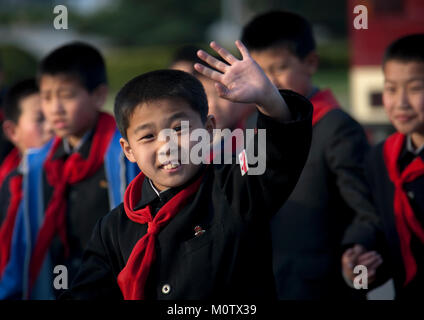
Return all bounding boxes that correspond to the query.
[91,84,109,111]
[120,137,137,163]
[303,51,319,76]
[2,120,18,145]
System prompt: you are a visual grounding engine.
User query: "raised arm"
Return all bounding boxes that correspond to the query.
[195,40,291,122]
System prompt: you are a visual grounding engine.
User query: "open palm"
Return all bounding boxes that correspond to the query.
[195,41,274,106]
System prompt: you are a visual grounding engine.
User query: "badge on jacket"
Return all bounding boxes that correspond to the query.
[239,149,249,176]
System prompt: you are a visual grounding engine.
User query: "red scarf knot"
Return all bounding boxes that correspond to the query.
[147,221,160,235]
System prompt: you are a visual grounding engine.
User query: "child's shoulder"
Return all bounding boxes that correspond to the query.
[318,108,363,134]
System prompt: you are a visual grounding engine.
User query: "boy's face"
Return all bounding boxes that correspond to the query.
[120,97,215,191]
[12,93,54,153]
[383,60,424,136]
[250,47,317,97]
[39,74,106,146]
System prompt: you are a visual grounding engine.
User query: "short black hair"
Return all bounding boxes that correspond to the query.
[383,34,424,66]
[114,69,208,140]
[3,78,38,123]
[241,10,316,59]
[38,41,107,92]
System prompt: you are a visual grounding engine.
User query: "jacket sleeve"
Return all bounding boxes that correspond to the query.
[341,146,392,288]
[59,215,123,300]
[213,89,313,222]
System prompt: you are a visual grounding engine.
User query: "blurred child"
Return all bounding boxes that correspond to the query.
[0,59,15,163]
[0,42,138,300]
[241,11,374,299]
[170,45,256,131]
[0,78,53,284]
[342,34,424,300]
[61,40,312,300]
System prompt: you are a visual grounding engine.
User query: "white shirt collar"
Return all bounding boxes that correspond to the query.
[406,135,424,156]
[62,130,93,154]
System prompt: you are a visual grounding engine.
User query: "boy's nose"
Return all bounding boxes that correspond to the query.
[396,88,410,109]
[50,97,65,114]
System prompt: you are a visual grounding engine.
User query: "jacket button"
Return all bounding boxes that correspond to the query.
[162,284,171,295]
[407,191,415,199]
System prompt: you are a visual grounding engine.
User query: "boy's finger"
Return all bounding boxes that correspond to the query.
[367,259,383,273]
[196,50,229,73]
[352,244,366,255]
[235,40,250,59]
[215,82,230,99]
[210,41,238,65]
[194,63,223,82]
[357,255,381,267]
[357,251,378,262]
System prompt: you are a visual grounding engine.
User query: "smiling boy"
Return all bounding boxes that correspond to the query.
[61,40,313,300]
[342,34,424,299]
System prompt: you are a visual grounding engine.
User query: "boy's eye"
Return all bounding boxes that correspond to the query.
[383,86,396,93]
[275,64,288,72]
[408,84,424,92]
[174,125,182,132]
[60,92,76,99]
[140,134,154,141]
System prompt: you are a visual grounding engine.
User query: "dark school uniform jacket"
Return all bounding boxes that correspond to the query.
[61,90,313,300]
[0,122,139,300]
[271,91,374,300]
[343,139,424,300]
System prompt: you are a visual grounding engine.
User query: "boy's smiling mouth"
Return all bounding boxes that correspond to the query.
[159,160,182,171]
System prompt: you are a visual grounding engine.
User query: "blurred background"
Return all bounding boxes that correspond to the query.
[0,0,423,144]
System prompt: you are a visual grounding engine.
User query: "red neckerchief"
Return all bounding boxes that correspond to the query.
[0,174,23,277]
[383,132,424,286]
[117,170,205,300]
[0,148,20,187]
[28,112,116,291]
[309,89,340,126]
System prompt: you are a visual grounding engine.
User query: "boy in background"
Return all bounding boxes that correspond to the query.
[0,78,53,287]
[342,34,424,300]
[0,59,15,163]
[0,42,138,300]
[241,10,374,299]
